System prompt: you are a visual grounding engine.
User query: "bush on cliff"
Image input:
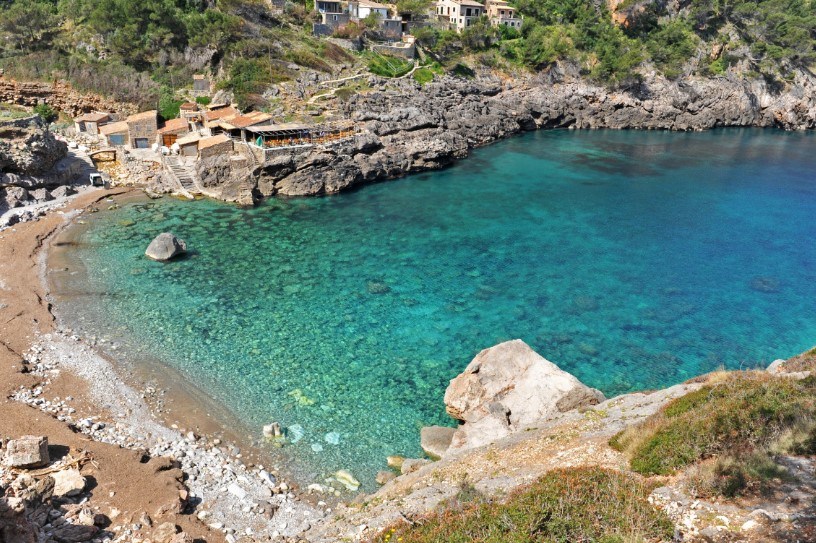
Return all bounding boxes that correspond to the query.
[370,467,673,543]
[611,372,816,485]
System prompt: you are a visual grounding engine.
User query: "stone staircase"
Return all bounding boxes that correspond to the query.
[163,156,200,198]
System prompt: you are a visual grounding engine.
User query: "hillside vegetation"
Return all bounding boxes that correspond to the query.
[0,0,814,105]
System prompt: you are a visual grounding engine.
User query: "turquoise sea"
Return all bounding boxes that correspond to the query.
[53,129,816,489]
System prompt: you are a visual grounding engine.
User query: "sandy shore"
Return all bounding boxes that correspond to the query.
[0,190,327,542]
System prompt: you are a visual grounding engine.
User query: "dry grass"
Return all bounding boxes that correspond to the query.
[611,371,816,496]
[369,467,673,543]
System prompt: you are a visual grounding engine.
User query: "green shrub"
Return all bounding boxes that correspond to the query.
[613,373,816,476]
[158,87,182,119]
[195,96,212,105]
[370,467,673,543]
[33,103,57,122]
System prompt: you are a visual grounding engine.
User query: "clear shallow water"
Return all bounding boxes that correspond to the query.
[54,129,816,489]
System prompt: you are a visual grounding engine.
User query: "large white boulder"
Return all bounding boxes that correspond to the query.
[444,340,604,453]
[145,232,187,261]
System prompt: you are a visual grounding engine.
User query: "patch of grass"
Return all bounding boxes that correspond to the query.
[195,96,212,106]
[612,372,816,477]
[412,67,435,85]
[369,467,673,543]
[366,53,413,78]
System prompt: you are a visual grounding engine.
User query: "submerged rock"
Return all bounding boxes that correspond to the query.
[145,232,187,261]
[375,470,396,485]
[334,469,360,492]
[444,339,604,453]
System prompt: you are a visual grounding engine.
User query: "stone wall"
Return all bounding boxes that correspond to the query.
[0,77,137,117]
[199,139,234,160]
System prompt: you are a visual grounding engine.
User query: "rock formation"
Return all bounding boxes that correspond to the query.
[145,233,187,261]
[196,68,816,202]
[0,116,66,176]
[442,339,604,454]
[0,78,137,118]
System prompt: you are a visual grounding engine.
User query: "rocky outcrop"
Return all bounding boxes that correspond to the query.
[145,233,187,261]
[197,68,816,201]
[0,116,66,176]
[0,78,137,118]
[443,339,604,454]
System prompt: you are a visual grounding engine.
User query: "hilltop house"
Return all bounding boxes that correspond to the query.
[74,112,111,136]
[437,0,485,31]
[485,0,522,29]
[125,110,158,149]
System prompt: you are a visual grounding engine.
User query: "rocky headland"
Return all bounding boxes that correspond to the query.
[186,68,816,203]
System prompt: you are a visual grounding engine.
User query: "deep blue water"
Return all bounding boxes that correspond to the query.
[54,129,816,489]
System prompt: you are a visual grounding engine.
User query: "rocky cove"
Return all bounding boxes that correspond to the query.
[3,68,816,543]
[181,69,816,203]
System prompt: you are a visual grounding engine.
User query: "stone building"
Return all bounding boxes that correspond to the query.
[193,74,210,95]
[125,110,158,149]
[198,134,233,159]
[157,117,190,147]
[99,121,129,147]
[74,112,111,136]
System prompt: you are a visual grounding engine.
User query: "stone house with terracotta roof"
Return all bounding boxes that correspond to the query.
[99,121,129,147]
[125,110,158,149]
[437,0,485,31]
[198,134,233,159]
[74,112,111,136]
[157,117,191,147]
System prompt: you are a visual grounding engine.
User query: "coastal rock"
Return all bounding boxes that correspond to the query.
[400,458,430,475]
[420,426,456,460]
[51,469,86,497]
[444,340,604,453]
[1,186,30,209]
[386,455,404,470]
[3,436,49,468]
[50,185,76,199]
[145,232,187,261]
[375,471,396,485]
[0,115,67,175]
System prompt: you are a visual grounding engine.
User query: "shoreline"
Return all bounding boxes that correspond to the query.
[0,190,330,542]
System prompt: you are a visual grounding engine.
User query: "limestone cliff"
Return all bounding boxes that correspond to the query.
[197,68,816,201]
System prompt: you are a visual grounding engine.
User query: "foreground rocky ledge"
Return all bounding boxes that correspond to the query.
[187,69,816,204]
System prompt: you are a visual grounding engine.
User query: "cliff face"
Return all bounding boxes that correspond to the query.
[199,69,816,201]
[0,116,66,176]
[0,78,137,118]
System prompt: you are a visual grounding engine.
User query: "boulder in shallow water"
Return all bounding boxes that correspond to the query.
[420,426,456,460]
[145,232,187,261]
[444,339,605,454]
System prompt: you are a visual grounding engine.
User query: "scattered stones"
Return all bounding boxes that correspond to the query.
[3,435,49,468]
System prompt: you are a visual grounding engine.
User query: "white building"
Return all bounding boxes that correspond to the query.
[436,0,485,32]
[348,0,390,20]
[485,0,522,29]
